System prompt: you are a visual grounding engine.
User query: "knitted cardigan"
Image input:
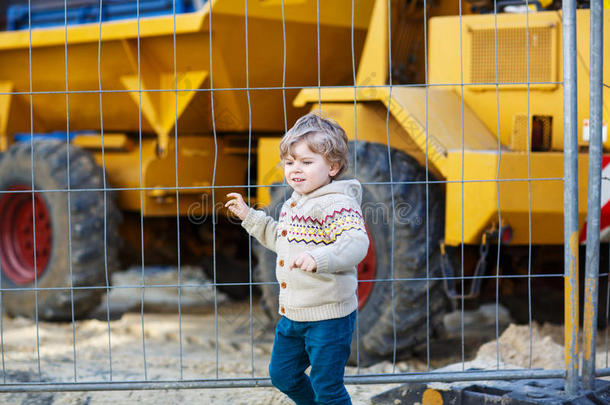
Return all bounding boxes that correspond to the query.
[241,179,369,322]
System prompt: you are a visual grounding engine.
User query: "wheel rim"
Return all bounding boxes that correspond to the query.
[0,185,52,284]
[357,224,376,308]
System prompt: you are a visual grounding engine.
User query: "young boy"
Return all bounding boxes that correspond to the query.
[225,112,369,405]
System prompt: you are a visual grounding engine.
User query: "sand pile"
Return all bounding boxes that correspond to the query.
[475,322,610,371]
[475,323,564,369]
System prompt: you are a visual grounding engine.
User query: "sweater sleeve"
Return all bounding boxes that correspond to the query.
[241,207,279,253]
[307,203,369,274]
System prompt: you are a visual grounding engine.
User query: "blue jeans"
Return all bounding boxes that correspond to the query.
[269,311,356,405]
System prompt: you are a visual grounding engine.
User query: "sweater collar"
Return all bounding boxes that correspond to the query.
[289,179,362,206]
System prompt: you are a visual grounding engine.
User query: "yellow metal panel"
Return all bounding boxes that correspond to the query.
[430,11,610,153]
[445,152,498,245]
[429,12,562,88]
[444,151,590,246]
[386,87,498,152]
[258,0,306,5]
[87,135,248,217]
[159,71,208,141]
[212,0,374,29]
[0,10,206,50]
[260,103,582,246]
[255,112,593,246]
[355,0,387,86]
[510,114,529,151]
[319,102,443,178]
[382,89,448,173]
[294,86,498,177]
[0,81,13,152]
[294,87,379,107]
[295,89,446,169]
[73,133,134,150]
[119,61,208,153]
[120,75,158,131]
[257,137,285,207]
[257,99,452,205]
[465,20,559,90]
[0,0,371,138]
[118,38,210,154]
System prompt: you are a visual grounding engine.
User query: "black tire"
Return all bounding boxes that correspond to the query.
[346,141,449,365]
[0,140,121,320]
[200,219,253,300]
[255,141,448,365]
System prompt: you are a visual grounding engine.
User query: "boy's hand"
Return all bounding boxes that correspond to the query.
[290,252,317,272]
[225,193,250,221]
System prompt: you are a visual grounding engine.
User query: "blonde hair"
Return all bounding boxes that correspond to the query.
[279,112,349,178]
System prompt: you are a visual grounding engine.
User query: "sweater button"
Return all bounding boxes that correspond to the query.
[290,202,296,208]
[281,230,287,237]
[281,282,287,289]
[280,306,285,314]
[279,259,284,266]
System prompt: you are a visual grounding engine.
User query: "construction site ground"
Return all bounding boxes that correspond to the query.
[0,266,608,405]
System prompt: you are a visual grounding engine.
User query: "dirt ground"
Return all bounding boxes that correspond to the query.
[0,266,609,404]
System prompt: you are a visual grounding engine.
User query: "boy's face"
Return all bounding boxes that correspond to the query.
[284,140,340,195]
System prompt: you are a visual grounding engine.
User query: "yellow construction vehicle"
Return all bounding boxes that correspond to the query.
[256,1,610,364]
[0,0,375,322]
[0,0,607,364]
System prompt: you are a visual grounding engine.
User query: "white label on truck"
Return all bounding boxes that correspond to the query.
[583,118,608,143]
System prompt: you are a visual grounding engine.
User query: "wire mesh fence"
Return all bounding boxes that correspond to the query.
[0,0,607,401]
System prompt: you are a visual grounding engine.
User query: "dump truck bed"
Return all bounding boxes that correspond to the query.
[0,0,374,143]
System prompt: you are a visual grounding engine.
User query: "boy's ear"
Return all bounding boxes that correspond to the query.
[329,163,341,177]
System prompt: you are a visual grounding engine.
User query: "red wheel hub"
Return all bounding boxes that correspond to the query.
[0,186,52,284]
[357,224,376,308]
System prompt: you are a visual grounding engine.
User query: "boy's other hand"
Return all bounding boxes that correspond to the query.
[225,193,250,221]
[290,252,317,272]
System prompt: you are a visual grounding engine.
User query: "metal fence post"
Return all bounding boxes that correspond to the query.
[563,0,580,396]
[582,0,604,391]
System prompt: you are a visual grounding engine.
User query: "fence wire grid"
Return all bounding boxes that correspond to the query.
[0,0,607,399]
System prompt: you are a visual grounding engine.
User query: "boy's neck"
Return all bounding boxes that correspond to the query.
[298,178,334,197]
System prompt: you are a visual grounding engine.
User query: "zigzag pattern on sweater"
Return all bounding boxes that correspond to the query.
[287,224,366,245]
[285,208,366,245]
[289,207,363,226]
